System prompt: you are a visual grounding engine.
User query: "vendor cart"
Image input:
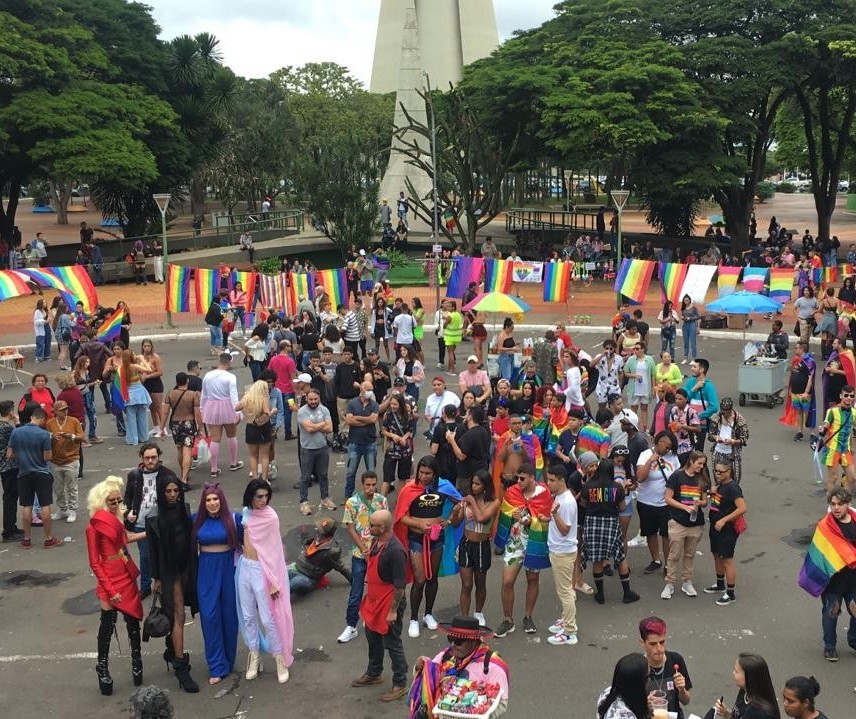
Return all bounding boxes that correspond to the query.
[738,354,785,408]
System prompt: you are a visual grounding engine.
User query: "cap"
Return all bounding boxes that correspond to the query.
[315,517,337,536]
[467,355,479,363]
[367,348,378,355]
[54,400,69,410]
[720,396,734,410]
[618,409,640,429]
[393,377,406,386]
[296,373,312,384]
[359,249,366,256]
[578,451,599,469]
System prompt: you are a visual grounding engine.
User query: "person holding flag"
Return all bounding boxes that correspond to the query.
[816,385,856,495]
[780,342,817,442]
[822,336,856,414]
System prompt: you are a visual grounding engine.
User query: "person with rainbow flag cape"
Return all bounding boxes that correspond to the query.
[492,462,553,637]
[779,341,817,442]
[798,487,856,662]
[820,336,856,416]
[408,616,509,719]
[490,414,544,501]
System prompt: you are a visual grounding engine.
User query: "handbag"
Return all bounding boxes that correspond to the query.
[733,515,747,535]
[142,591,171,640]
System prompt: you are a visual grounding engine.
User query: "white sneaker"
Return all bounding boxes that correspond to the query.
[423,613,438,630]
[681,358,688,364]
[473,612,486,627]
[681,581,698,597]
[337,625,359,643]
[269,463,278,480]
[627,533,647,548]
[408,620,420,638]
[547,632,578,646]
[51,510,68,520]
[661,584,675,600]
[66,511,77,523]
[547,619,564,634]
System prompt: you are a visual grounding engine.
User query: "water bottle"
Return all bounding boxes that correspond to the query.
[689,506,698,522]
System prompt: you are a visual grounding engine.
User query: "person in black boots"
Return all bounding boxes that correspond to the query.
[145,475,200,693]
[85,476,146,695]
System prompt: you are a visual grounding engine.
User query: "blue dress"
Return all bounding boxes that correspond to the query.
[195,513,243,679]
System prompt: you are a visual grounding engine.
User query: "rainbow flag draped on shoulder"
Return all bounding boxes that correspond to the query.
[493,483,553,570]
[798,508,856,596]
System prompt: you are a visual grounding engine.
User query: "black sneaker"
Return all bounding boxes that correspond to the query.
[494,619,515,638]
[522,616,537,633]
[794,432,804,442]
[703,583,725,594]
[716,593,736,606]
[622,590,640,604]
[643,560,663,574]
[824,647,839,662]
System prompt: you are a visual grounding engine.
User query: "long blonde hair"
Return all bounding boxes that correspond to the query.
[240,380,271,419]
[88,476,125,517]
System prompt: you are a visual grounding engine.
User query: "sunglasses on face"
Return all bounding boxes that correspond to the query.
[106,497,121,505]
[613,449,630,456]
[843,393,855,398]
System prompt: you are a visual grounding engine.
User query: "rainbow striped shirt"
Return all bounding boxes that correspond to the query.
[575,422,610,458]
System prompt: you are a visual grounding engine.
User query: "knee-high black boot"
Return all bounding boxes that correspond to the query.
[96,609,117,696]
[125,615,143,686]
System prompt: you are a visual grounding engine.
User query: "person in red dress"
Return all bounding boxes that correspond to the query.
[86,476,146,696]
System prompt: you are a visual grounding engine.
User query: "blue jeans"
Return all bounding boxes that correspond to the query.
[208,324,223,351]
[345,442,376,500]
[821,590,856,651]
[282,393,294,437]
[345,556,367,628]
[661,327,676,357]
[35,335,47,361]
[682,322,698,360]
[498,352,514,380]
[125,403,148,445]
[233,307,245,334]
[288,568,318,596]
[134,523,151,592]
[405,385,419,404]
[83,391,97,439]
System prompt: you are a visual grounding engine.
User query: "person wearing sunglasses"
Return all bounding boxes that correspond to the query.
[410,616,509,717]
[817,383,856,494]
[704,460,746,606]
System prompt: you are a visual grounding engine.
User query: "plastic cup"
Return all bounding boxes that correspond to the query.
[650,690,668,719]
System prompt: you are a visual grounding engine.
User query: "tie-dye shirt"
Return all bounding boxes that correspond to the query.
[665,470,706,527]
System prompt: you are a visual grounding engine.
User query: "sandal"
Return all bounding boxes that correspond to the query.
[575,582,595,595]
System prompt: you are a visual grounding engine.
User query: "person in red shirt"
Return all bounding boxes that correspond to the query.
[267,340,298,440]
[18,373,55,421]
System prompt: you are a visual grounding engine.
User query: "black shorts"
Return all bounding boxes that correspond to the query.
[18,471,53,508]
[382,455,412,485]
[143,376,164,394]
[245,421,273,445]
[637,501,669,538]
[170,419,197,448]
[456,536,492,573]
[709,525,738,559]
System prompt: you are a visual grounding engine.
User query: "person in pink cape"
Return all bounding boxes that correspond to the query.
[237,479,294,684]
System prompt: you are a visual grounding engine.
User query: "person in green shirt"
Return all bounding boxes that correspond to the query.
[655,351,684,392]
[443,300,464,373]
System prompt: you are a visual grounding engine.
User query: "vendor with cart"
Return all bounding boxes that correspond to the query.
[408,616,509,719]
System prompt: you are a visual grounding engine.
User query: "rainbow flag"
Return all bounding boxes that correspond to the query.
[446,256,484,299]
[315,268,348,309]
[543,262,571,302]
[741,267,767,293]
[613,259,656,303]
[484,258,513,293]
[286,272,314,314]
[259,273,286,310]
[94,307,123,342]
[822,266,838,286]
[165,264,191,312]
[839,263,854,278]
[493,483,553,570]
[194,268,219,313]
[658,262,688,305]
[229,270,257,311]
[372,253,390,270]
[48,265,98,314]
[0,270,33,300]
[717,266,741,296]
[768,267,795,302]
[798,509,856,597]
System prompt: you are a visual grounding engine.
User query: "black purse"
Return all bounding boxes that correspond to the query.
[142,591,171,640]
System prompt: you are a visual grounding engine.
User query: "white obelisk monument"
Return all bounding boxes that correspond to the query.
[371,0,499,213]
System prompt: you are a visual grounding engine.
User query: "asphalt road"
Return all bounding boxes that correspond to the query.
[0,331,853,718]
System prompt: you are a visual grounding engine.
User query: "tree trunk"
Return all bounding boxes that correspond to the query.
[49,179,72,225]
[189,177,207,217]
[716,187,751,255]
[815,192,835,242]
[0,181,22,243]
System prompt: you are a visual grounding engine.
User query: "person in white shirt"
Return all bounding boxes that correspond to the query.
[423,377,460,438]
[545,464,579,646]
[200,353,244,478]
[561,350,585,412]
[392,305,417,354]
[434,307,447,369]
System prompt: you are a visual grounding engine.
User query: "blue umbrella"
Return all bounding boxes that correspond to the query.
[707,213,725,226]
[706,291,782,314]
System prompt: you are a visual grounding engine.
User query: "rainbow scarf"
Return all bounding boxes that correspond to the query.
[194,267,218,313]
[658,262,688,305]
[798,508,856,597]
[94,307,123,342]
[493,482,552,570]
[316,268,348,308]
[408,644,509,719]
[165,264,191,312]
[543,262,571,302]
[614,259,656,303]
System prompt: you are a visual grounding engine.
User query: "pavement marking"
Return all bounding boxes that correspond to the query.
[0,652,97,662]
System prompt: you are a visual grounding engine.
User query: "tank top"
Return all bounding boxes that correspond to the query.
[445,312,463,344]
[464,502,492,534]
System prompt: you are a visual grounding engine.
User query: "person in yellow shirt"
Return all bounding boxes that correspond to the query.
[655,351,683,392]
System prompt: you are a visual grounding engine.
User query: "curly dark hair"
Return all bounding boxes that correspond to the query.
[129,686,174,719]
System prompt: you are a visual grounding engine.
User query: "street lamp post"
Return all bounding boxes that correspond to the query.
[424,72,442,320]
[152,193,174,328]
[610,189,631,309]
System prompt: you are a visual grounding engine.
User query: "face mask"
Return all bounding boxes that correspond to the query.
[363,391,375,401]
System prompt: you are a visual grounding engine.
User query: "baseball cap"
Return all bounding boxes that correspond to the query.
[359,249,366,256]
[315,517,337,536]
[578,451,599,469]
[296,373,312,384]
[467,355,478,363]
[393,377,406,386]
[720,397,734,410]
[618,409,640,429]
[367,347,378,355]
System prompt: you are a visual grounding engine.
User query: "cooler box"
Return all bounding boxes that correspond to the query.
[727,314,748,329]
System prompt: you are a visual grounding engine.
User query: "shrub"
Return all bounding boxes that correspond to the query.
[774,181,796,194]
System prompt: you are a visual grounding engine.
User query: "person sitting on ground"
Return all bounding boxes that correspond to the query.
[288,517,352,596]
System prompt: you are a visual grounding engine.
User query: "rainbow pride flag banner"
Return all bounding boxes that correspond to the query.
[741,267,768,293]
[165,264,191,312]
[0,270,34,300]
[822,266,838,286]
[769,267,796,302]
[259,273,286,310]
[839,263,855,278]
[94,307,124,342]
[717,266,741,297]
[229,270,257,311]
[658,262,688,305]
[194,268,219,313]
[49,265,98,314]
[798,509,856,596]
[613,259,656,303]
[287,272,315,315]
[484,258,513,293]
[315,268,348,309]
[446,256,484,299]
[543,261,571,302]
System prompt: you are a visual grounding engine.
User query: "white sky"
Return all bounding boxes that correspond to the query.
[142,0,558,86]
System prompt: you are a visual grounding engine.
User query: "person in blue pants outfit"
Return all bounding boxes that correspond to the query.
[192,484,243,684]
